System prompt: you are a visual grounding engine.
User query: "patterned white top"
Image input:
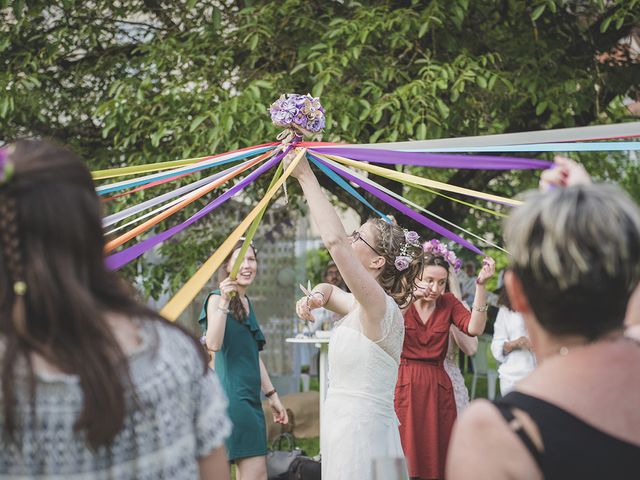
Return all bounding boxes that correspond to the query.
[0,319,231,479]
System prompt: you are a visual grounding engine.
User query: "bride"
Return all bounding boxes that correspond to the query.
[288,151,424,479]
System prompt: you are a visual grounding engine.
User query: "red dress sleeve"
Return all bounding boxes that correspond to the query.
[445,293,472,334]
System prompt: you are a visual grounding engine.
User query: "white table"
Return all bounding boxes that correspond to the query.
[285,336,330,438]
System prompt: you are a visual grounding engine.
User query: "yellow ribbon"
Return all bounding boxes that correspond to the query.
[409,184,507,218]
[92,156,211,180]
[229,161,284,280]
[323,154,522,207]
[160,148,305,321]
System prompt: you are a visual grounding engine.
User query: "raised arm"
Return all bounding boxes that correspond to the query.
[287,151,387,330]
[205,278,236,352]
[467,258,495,336]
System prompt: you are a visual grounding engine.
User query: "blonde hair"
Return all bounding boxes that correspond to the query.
[504,184,640,339]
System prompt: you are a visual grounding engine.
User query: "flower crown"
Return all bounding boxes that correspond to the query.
[394,229,421,272]
[269,93,326,136]
[423,239,462,272]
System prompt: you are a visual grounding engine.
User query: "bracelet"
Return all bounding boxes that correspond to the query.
[307,290,325,305]
[265,388,277,398]
[472,304,489,312]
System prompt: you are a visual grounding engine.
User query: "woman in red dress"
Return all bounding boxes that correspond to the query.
[395,240,495,479]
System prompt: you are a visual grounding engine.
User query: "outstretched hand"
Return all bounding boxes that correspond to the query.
[476,257,496,286]
[540,155,592,191]
[282,148,312,179]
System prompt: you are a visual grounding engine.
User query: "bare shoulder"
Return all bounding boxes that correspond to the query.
[447,400,542,480]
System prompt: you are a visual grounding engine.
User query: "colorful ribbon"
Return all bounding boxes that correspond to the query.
[315,122,640,150]
[312,155,484,255]
[314,154,506,252]
[92,142,278,180]
[159,148,306,321]
[106,151,285,269]
[105,150,273,253]
[310,147,551,170]
[97,145,274,195]
[323,153,522,206]
[103,159,254,228]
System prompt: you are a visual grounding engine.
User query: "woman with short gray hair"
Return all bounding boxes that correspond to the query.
[447,175,640,480]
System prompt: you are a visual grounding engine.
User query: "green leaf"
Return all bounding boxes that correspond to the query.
[290,63,307,75]
[254,79,271,89]
[340,115,350,131]
[0,96,9,117]
[369,129,384,143]
[531,4,546,21]
[436,99,450,119]
[416,122,427,140]
[312,82,324,98]
[190,114,208,132]
[150,129,164,147]
[249,34,259,51]
[535,101,548,116]
[418,22,429,39]
[546,0,557,13]
[600,16,613,33]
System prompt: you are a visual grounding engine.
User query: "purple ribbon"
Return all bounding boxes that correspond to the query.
[310,147,551,170]
[106,150,285,270]
[314,157,484,255]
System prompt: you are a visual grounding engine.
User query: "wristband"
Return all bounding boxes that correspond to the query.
[472,304,489,312]
[265,388,277,398]
[307,290,325,305]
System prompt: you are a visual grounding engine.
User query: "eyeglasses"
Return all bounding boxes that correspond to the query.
[349,230,382,256]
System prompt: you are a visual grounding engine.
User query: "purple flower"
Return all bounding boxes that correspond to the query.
[293,112,308,128]
[394,255,411,271]
[405,230,420,245]
[307,116,324,132]
[282,98,297,111]
[270,93,325,136]
[454,259,462,271]
[272,109,293,125]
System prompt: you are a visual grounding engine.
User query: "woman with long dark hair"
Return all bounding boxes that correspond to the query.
[200,240,288,480]
[0,140,230,479]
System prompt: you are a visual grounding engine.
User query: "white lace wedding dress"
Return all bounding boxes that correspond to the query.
[321,294,408,480]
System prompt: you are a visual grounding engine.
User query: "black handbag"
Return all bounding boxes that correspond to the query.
[266,433,304,480]
[286,456,321,480]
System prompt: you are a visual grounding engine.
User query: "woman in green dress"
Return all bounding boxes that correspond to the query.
[200,240,288,480]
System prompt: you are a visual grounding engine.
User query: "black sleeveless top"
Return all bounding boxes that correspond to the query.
[494,391,640,479]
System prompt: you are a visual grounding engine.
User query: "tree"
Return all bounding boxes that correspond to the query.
[1,0,638,297]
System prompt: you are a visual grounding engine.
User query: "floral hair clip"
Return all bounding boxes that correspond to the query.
[394,229,421,272]
[0,147,14,185]
[423,239,462,272]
